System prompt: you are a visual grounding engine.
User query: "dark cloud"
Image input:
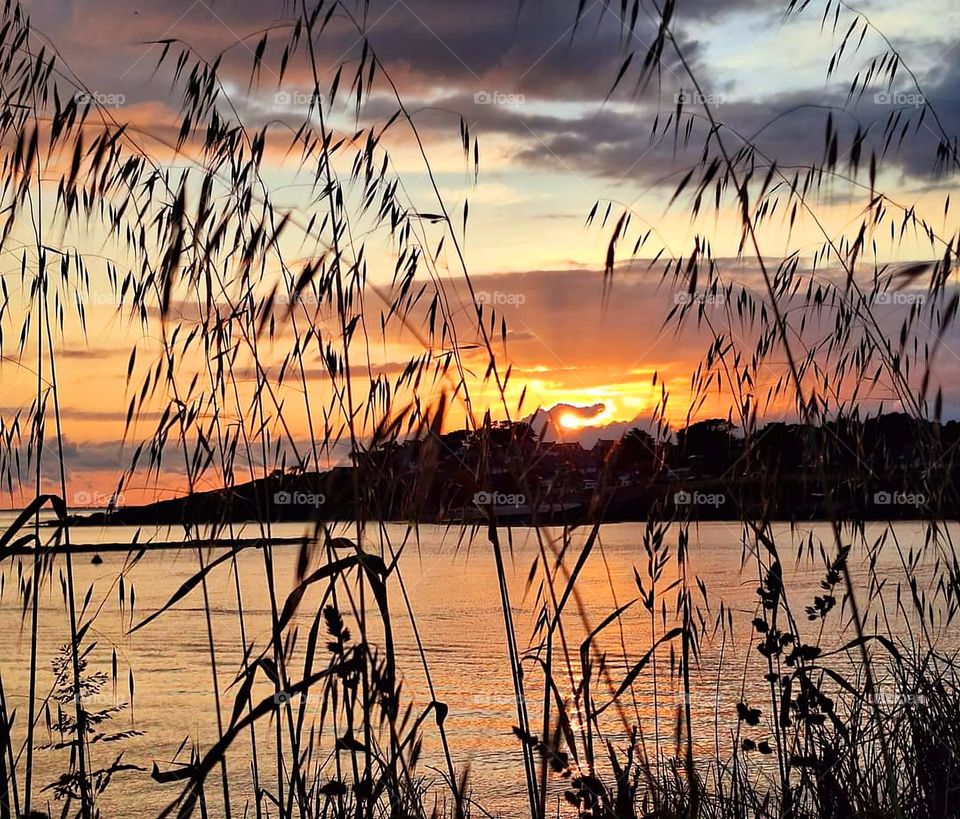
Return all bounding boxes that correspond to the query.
[497,88,954,185]
[230,361,410,382]
[26,0,725,126]
[37,437,130,479]
[56,347,126,360]
[56,408,163,421]
[30,0,957,186]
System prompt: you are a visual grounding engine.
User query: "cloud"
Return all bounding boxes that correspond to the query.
[436,263,960,415]
[27,0,957,190]
[28,0,718,102]
[524,402,658,447]
[36,437,131,479]
[55,347,127,360]
[495,91,951,185]
[56,408,162,422]
[229,361,410,382]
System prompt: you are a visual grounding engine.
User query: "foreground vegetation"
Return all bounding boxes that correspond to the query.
[1,0,959,817]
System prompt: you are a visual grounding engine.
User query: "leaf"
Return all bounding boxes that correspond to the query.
[274,554,361,636]
[824,633,901,661]
[159,668,342,818]
[596,627,684,714]
[0,494,67,556]
[129,545,248,633]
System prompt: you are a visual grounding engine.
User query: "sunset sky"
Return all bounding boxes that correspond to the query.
[3,0,959,502]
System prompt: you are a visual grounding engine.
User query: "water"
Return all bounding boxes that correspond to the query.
[0,518,953,816]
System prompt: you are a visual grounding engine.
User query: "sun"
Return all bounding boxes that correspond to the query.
[555,402,616,430]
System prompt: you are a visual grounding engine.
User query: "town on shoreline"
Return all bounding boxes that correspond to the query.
[69,412,959,527]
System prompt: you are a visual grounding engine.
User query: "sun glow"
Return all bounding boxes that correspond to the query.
[556,401,617,430]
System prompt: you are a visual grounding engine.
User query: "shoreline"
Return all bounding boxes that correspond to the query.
[8,517,944,555]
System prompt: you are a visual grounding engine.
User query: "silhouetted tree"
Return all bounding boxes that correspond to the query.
[675,419,742,476]
[617,428,658,472]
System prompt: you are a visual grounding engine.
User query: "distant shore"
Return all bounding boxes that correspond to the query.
[15,514,945,557]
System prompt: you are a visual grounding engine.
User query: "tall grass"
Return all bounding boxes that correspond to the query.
[0,0,958,817]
